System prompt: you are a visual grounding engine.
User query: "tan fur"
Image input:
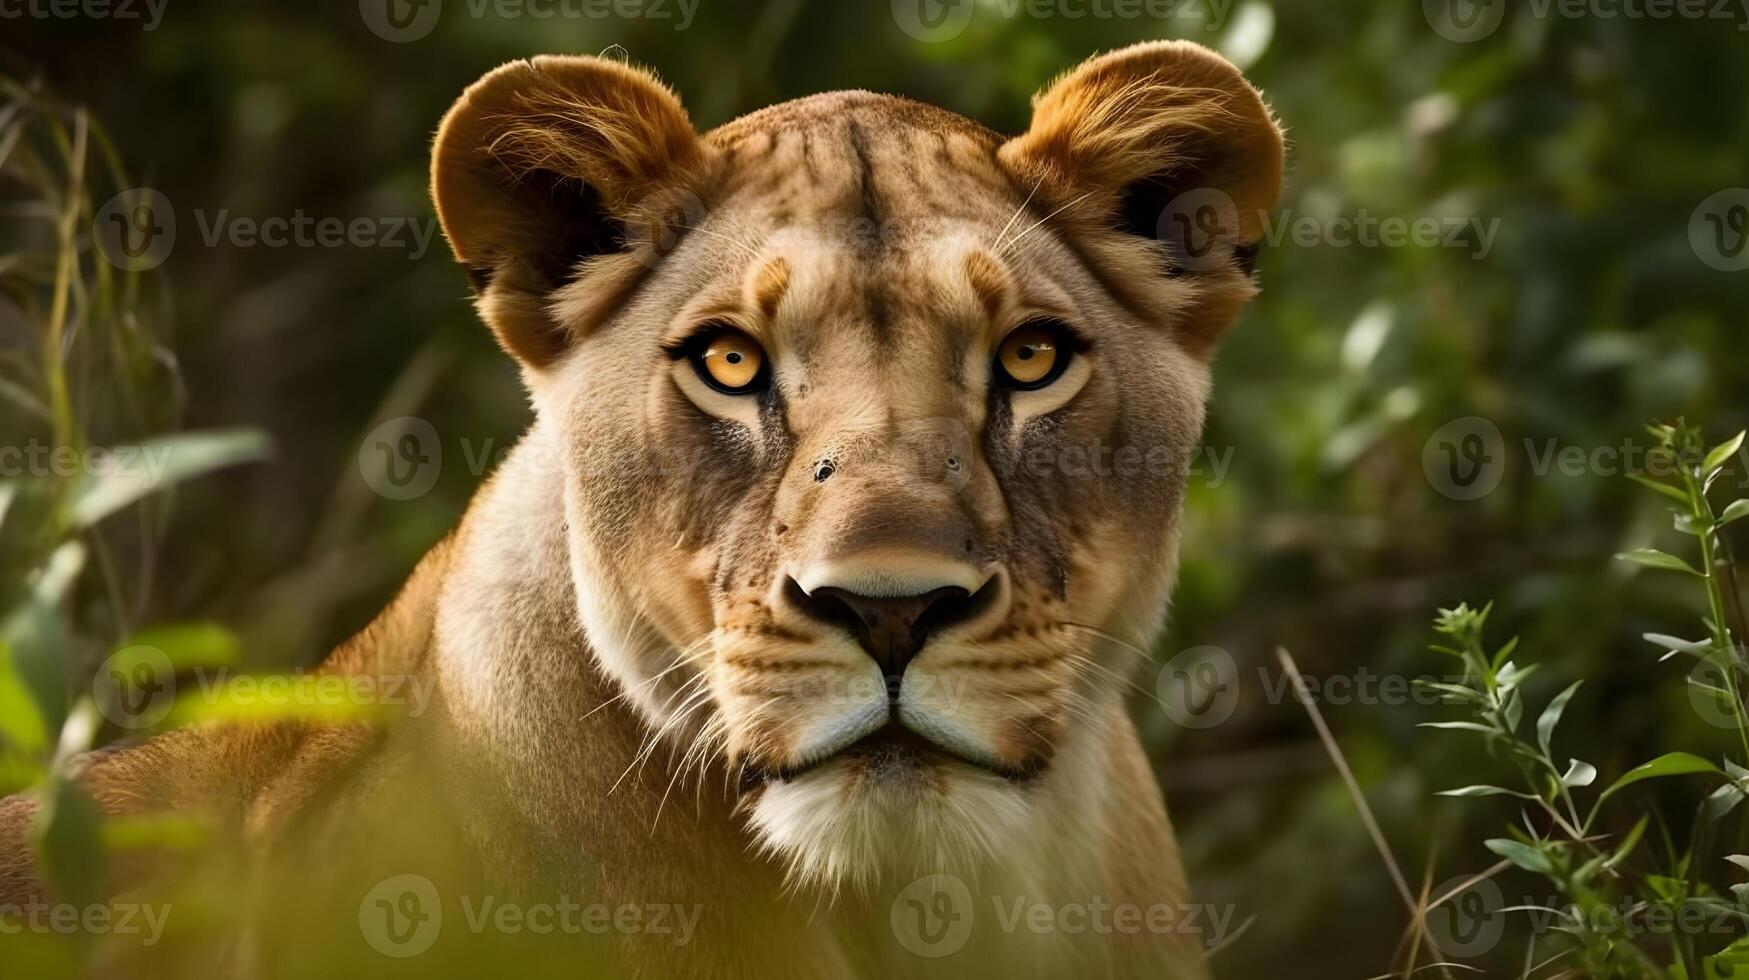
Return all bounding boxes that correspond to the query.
[1,43,1284,979]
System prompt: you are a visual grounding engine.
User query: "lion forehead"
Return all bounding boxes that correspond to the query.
[702,93,1022,242]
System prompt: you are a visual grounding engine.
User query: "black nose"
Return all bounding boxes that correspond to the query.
[785,580,986,686]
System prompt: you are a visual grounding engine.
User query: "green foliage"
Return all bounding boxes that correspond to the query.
[0,78,266,946]
[1422,422,1749,977]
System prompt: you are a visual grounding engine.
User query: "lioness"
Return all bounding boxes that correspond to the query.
[0,41,1281,979]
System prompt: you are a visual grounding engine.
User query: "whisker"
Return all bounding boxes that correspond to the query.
[990,177,1044,256]
[996,191,1092,259]
[1061,621,1156,662]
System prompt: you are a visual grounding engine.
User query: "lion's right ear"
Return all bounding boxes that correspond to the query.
[432,55,706,367]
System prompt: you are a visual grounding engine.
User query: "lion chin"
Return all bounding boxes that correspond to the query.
[742,728,1038,894]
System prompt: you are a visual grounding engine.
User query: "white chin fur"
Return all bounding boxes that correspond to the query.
[747,762,1034,894]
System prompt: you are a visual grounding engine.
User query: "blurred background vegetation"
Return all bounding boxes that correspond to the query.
[3,0,1747,976]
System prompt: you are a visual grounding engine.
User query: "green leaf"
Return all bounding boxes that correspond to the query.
[1496,661,1538,692]
[1706,937,1749,978]
[1537,681,1583,755]
[1703,431,1746,478]
[1598,752,1723,805]
[2,540,86,739]
[67,429,269,529]
[1502,689,1523,732]
[1629,471,1691,504]
[1645,874,1690,904]
[1644,633,1713,657]
[1722,499,1749,527]
[1706,782,1746,821]
[33,779,107,910]
[1486,838,1555,875]
[120,622,240,670]
[1615,549,1702,576]
[0,641,47,756]
[102,812,209,851]
[1437,785,1535,799]
[1603,814,1648,870]
[1419,721,1499,734]
[1490,636,1521,671]
[1561,759,1597,788]
[1415,681,1484,703]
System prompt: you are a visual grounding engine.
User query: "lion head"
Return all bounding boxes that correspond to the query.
[430,43,1282,890]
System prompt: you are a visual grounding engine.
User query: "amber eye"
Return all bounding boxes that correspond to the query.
[994,321,1075,390]
[690,328,768,394]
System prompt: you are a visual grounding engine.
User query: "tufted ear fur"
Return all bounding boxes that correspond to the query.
[431,55,708,367]
[999,40,1284,280]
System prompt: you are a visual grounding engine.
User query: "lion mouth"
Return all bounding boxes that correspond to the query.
[739,722,1039,791]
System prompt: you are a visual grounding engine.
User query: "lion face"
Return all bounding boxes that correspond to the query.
[431,45,1281,888]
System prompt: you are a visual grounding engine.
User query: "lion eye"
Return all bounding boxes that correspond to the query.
[994,321,1073,390]
[691,329,768,394]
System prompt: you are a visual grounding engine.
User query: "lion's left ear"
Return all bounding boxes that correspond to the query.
[998,41,1284,273]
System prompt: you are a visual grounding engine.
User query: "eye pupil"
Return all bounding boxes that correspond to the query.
[687,326,767,394]
[995,321,1074,390]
